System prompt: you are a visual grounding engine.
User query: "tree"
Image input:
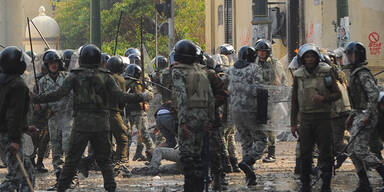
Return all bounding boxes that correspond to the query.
[54,0,205,58]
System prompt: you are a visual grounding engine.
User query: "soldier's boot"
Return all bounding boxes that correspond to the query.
[263,146,276,163]
[47,169,61,191]
[230,157,241,173]
[36,157,48,173]
[78,156,91,178]
[320,173,332,192]
[194,176,205,192]
[353,170,372,192]
[132,144,146,161]
[238,156,256,186]
[295,158,301,175]
[222,156,233,173]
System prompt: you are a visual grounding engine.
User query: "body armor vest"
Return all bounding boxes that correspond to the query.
[173,63,210,108]
[347,66,375,110]
[125,80,145,112]
[71,68,110,111]
[294,64,332,113]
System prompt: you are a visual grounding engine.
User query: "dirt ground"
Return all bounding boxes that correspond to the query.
[1,141,384,192]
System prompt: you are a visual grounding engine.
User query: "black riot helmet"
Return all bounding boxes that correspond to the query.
[107,56,124,74]
[174,39,203,65]
[128,54,141,65]
[124,48,141,57]
[344,41,367,66]
[255,39,272,57]
[43,49,63,70]
[238,46,257,63]
[62,49,74,70]
[152,56,168,71]
[79,44,101,68]
[297,43,321,65]
[124,64,142,79]
[0,46,27,75]
[217,44,235,55]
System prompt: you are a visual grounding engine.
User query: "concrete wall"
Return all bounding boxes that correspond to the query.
[303,0,384,80]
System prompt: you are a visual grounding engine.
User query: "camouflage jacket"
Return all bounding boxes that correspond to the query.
[257,57,280,86]
[172,63,215,125]
[159,68,173,103]
[125,75,153,114]
[38,71,72,115]
[348,64,379,117]
[32,67,144,132]
[226,61,263,112]
[0,73,30,143]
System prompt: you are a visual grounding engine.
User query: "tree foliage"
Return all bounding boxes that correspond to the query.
[54,0,205,58]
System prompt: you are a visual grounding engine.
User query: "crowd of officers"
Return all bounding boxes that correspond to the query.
[0,37,384,192]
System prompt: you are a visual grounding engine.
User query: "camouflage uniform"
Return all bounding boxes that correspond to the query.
[0,74,35,192]
[172,63,215,191]
[226,61,266,161]
[38,71,73,176]
[32,67,146,192]
[110,74,129,161]
[347,65,381,172]
[125,78,154,159]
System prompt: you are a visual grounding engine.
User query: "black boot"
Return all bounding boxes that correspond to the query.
[36,158,48,173]
[230,157,241,173]
[263,146,276,163]
[132,144,146,161]
[299,181,311,192]
[320,173,332,192]
[238,156,256,186]
[353,170,372,192]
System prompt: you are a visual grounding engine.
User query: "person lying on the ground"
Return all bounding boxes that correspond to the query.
[132,147,181,176]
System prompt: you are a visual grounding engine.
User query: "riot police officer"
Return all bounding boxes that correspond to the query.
[344,42,384,192]
[32,44,151,192]
[291,44,341,192]
[0,46,36,192]
[172,39,215,192]
[62,49,74,71]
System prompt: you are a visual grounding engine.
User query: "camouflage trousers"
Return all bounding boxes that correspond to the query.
[0,133,35,192]
[48,113,73,174]
[127,112,154,152]
[58,131,116,192]
[233,112,267,160]
[348,113,382,172]
[178,111,210,190]
[150,147,181,172]
[222,122,237,160]
[110,111,129,161]
[331,113,349,156]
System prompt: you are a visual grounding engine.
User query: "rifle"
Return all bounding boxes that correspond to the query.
[374,70,384,77]
[27,17,39,93]
[125,76,172,92]
[113,11,123,55]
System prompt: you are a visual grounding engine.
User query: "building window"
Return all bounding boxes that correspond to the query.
[224,0,233,44]
[218,5,223,25]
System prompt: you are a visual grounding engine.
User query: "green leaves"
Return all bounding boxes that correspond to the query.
[55,0,205,57]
